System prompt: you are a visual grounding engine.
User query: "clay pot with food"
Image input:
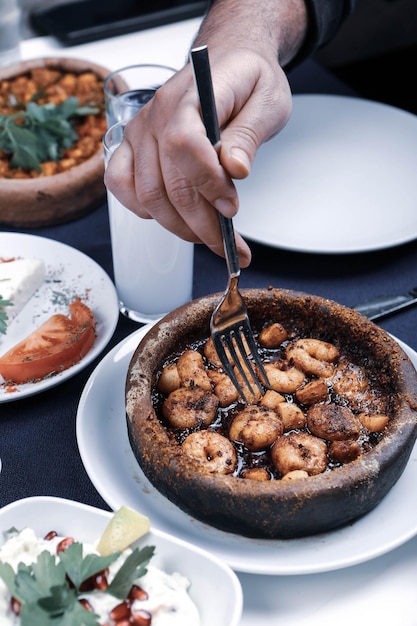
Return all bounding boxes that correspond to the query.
[0,56,109,227]
[125,288,417,539]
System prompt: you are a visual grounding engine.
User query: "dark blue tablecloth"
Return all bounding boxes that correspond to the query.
[0,59,416,512]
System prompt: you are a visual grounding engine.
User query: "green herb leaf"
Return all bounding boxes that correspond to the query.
[0,96,101,172]
[8,124,44,171]
[58,541,119,589]
[54,600,100,626]
[19,592,100,626]
[37,583,76,616]
[14,551,66,604]
[19,601,54,626]
[0,562,16,595]
[0,539,156,624]
[107,545,155,599]
[0,295,12,334]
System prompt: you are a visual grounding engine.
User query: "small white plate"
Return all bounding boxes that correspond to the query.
[0,232,119,402]
[0,496,242,626]
[76,325,417,575]
[234,95,417,254]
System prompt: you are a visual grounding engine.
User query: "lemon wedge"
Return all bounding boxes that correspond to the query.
[96,506,151,556]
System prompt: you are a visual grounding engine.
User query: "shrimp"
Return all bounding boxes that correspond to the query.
[287,338,339,377]
[158,363,180,394]
[358,412,389,432]
[333,371,368,396]
[241,467,271,481]
[182,430,237,474]
[207,369,239,407]
[329,440,361,464]
[271,432,328,476]
[332,368,380,412]
[263,362,305,393]
[260,389,285,411]
[259,322,288,348]
[295,379,329,405]
[275,401,306,431]
[229,406,283,451]
[281,469,309,482]
[307,403,361,441]
[203,337,223,368]
[162,387,219,429]
[177,349,212,391]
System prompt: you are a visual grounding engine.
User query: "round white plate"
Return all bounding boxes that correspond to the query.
[0,232,119,402]
[234,95,417,254]
[77,324,417,575]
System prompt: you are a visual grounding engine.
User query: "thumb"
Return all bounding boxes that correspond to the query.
[219,102,291,180]
[217,82,292,180]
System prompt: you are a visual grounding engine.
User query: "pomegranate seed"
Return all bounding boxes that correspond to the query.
[79,598,94,612]
[10,597,21,615]
[80,569,109,592]
[44,530,58,541]
[94,571,109,590]
[130,608,152,626]
[109,601,130,621]
[128,584,149,602]
[79,577,94,592]
[57,537,74,553]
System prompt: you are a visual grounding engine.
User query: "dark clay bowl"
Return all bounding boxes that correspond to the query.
[0,57,109,227]
[125,288,417,539]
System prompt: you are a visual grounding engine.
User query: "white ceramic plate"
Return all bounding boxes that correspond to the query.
[77,325,417,575]
[238,534,417,626]
[0,496,242,626]
[0,232,119,402]
[234,95,417,254]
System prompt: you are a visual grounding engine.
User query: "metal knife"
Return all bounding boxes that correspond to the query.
[354,287,417,321]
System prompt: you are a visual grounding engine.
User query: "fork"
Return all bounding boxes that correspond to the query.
[190,45,269,402]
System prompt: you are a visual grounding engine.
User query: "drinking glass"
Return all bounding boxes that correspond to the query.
[0,0,21,68]
[103,121,194,323]
[104,64,176,127]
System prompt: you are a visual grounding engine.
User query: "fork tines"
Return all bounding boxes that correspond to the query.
[212,322,269,403]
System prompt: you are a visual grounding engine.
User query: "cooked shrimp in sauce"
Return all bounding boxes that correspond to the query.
[163,387,219,429]
[154,320,393,481]
[182,430,237,474]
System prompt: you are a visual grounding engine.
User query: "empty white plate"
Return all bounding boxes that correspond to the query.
[234,95,417,253]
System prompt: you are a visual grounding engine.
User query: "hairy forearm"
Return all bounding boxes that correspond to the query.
[193,0,309,67]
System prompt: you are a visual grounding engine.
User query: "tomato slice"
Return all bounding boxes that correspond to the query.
[0,300,96,384]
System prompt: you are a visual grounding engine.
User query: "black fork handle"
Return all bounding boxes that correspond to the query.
[190,45,241,279]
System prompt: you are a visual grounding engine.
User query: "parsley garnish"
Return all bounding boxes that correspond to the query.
[0,541,155,625]
[108,545,155,599]
[0,98,100,172]
[0,295,12,334]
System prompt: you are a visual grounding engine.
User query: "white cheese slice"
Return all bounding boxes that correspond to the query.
[0,258,46,325]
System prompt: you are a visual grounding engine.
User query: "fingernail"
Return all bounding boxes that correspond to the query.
[214,197,238,215]
[230,148,251,175]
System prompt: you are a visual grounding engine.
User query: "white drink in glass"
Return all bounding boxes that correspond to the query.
[104,73,194,323]
[107,192,194,322]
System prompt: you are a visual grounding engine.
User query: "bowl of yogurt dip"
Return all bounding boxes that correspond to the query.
[0,496,243,626]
